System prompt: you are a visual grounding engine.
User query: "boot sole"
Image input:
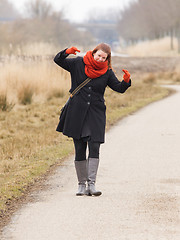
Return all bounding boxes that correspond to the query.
[92,191,102,196]
[76,193,85,196]
[87,191,102,196]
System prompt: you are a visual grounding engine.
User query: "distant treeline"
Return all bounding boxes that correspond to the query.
[117,0,180,52]
[1,0,180,54]
[0,0,94,54]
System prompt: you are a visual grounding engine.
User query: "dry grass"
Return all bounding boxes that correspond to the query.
[125,37,179,57]
[0,56,71,213]
[0,93,73,213]
[0,92,14,111]
[0,56,70,106]
[1,42,58,56]
[0,54,173,217]
[18,42,57,56]
[154,63,180,85]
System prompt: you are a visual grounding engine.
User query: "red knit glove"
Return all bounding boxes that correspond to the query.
[122,69,130,83]
[66,47,80,55]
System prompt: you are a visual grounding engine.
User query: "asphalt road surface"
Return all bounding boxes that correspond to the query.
[1,85,180,240]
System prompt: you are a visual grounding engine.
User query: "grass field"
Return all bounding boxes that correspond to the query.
[124,36,179,57]
[0,52,177,218]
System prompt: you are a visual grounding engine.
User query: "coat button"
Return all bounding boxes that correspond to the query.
[88,86,91,90]
[87,102,90,105]
[88,94,91,97]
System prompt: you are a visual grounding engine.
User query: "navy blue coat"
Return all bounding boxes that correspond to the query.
[54,49,131,143]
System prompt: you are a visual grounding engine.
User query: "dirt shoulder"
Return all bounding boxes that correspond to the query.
[112,56,180,74]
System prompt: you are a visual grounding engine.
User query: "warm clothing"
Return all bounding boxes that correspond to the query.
[83,51,108,78]
[122,69,130,83]
[66,46,80,55]
[54,49,131,143]
[73,139,100,161]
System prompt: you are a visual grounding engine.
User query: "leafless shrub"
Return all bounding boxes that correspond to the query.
[143,73,156,84]
[47,88,65,100]
[0,92,14,111]
[17,84,34,105]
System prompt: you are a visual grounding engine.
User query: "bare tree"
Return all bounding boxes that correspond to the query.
[0,0,19,20]
[0,0,95,54]
[117,1,148,43]
[169,0,180,53]
[25,0,53,19]
[85,8,119,45]
[117,0,180,53]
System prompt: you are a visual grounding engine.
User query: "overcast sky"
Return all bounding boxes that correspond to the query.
[10,0,135,22]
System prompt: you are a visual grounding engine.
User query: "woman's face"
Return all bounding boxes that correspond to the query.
[93,50,108,62]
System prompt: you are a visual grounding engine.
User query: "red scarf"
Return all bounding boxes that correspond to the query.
[83,51,108,78]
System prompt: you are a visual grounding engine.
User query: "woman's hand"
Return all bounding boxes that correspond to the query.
[66,47,80,55]
[122,69,130,83]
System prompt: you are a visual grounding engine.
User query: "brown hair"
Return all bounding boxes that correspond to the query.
[92,43,112,69]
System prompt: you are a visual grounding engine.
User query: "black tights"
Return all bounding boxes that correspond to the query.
[73,138,101,161]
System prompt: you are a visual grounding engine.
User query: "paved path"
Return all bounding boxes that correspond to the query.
[1,85,180,240]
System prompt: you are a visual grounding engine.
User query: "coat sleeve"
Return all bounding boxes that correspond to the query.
[107,70,131,93]
[54,49,76,72]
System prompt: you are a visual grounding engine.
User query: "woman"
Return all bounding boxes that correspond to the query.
[54,43,131,197]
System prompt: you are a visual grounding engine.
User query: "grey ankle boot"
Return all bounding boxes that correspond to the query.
[87,158,102,196]
[74,160,87,196]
